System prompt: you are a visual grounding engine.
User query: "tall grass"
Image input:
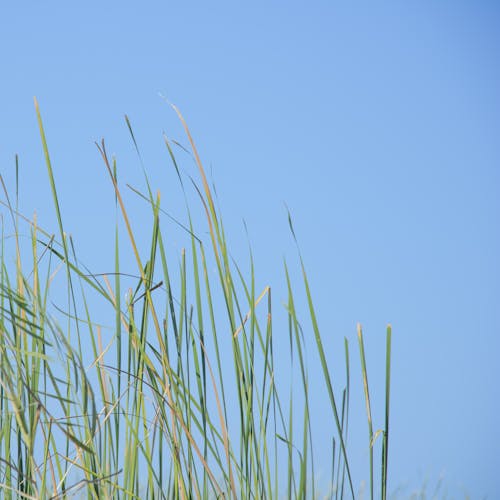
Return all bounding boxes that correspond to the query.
[0,100,392,499]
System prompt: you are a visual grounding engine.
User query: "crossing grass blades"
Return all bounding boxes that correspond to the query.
[0,99,392,499]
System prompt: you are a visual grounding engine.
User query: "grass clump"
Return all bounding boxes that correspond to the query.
[0,99,392,499]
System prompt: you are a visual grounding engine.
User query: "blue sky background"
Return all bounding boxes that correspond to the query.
[1,2,499,497]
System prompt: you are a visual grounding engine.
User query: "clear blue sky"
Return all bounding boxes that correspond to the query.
[1,2,499,497]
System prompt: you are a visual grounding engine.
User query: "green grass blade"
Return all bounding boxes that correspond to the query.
[382,324,392,500]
